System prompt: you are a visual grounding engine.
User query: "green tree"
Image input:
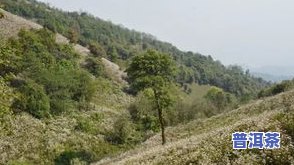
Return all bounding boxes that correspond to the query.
[108,46,118,62]
[204,87,235,111]
[127,50,176,145]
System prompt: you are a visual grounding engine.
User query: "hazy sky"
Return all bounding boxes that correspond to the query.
[38,0,294,68]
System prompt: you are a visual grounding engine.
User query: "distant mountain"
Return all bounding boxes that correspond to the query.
[251,72,293,83]
[250,66,294,77]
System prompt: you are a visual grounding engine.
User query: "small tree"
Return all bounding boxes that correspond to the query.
[204,87,235,111]
[68,28,79,44]
[107,46,118,62]
[89,42,106,57]
[127,50,176,145]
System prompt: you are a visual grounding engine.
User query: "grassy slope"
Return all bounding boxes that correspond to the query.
[94,90,294,165]
[181,83,212,104]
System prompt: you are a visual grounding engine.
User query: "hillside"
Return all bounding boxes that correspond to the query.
[0,8,215,165]
[0,2,286,165]
[0,0,270,98]
[0,8,127,85]
[94,90,294,165]
[0,8,135,164]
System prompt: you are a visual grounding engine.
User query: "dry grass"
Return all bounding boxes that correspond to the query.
[94,90,294,165]
[0,9,42,39]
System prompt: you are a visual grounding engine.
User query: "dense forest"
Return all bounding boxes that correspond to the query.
[0,0,270,100]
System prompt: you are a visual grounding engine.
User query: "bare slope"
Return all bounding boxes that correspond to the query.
[0,9,127,85]
[0,9,42,39]
[94,90,294,165]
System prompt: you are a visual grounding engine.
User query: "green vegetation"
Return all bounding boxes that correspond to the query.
[127,50,177,144]
[258,79,294,98]
[89,41,107,57]
[0,11,4,19]
[0,29,132,164]
[1,29,96,117]
[1,1,291,164]
[83,57,105,78]
[1,0,270,99]
[14,80,50,119]
[204,86,236,111]
[0,78,15,117]
[96,89,294,165]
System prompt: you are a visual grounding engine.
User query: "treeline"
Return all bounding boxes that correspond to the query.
[1,0,270,99]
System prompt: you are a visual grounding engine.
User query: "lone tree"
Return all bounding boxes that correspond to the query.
[127,50,176,145]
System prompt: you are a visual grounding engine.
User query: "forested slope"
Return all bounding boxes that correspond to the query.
[0,0,270,98]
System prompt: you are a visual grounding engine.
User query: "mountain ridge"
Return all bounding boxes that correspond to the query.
[0,0,270,98]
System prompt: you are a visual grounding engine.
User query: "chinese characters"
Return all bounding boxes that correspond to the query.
[232,132,280,149]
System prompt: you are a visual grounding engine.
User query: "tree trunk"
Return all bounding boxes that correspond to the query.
[154,89,166,145]
[158,106,166,145]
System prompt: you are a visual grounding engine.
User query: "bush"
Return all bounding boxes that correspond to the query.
[75,114,102,134]
[13,80,50,119]
[258,80,294,98]
[83,57,105,77]
[0,11,4,19]
[128,90,161,132]
[106,116,142,145]
[88,42,106,57]
[54,150,93,165]
[0,78,15,117]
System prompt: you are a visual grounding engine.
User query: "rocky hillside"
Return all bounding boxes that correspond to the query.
[94,90,294,164]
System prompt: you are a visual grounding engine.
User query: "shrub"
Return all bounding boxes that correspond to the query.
[88,42,106,57]
[278,113,294,140]
[13,80,50,119]
[0,11,4,19]
[54,150,93,165]
[83,57,105,77]
[106,116,142,145]
[75,114,102,134]
[258,80,294,98]
[0,78,15,117]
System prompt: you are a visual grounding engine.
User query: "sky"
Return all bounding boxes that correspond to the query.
[37,0,294,73]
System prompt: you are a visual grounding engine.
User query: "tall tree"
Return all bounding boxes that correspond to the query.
[127,50,176,145]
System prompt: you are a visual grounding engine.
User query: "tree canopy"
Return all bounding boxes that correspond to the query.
[127,50,176,144]
[1,0,270,99]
